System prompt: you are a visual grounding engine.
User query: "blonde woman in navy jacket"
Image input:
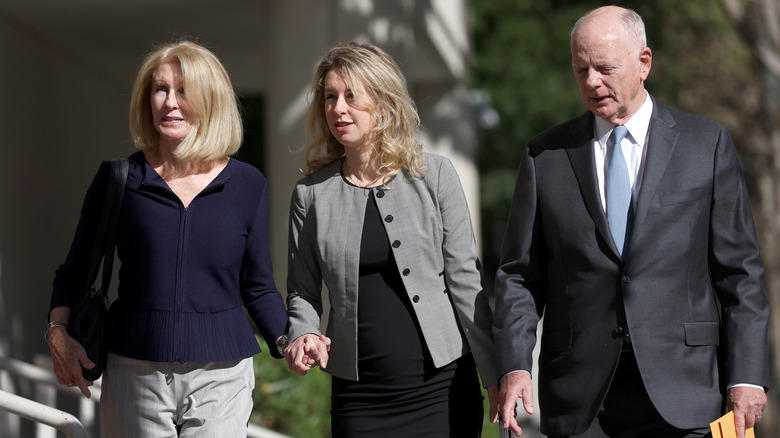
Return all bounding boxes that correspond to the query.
[284,43,499,437]
[47,41,287,437]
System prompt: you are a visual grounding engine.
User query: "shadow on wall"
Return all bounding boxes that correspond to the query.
[0,12,132,437]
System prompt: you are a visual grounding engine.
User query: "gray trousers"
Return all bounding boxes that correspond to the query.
[100,353,255,437]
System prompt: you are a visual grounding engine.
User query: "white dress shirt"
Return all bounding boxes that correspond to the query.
[593,91,653,213]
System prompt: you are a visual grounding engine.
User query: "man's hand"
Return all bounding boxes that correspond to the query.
[727,386,766,438]
[499,371,535,436]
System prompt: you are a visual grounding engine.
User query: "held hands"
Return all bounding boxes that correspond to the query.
[46,326,95,399]
[727,386,767,438]
[499,371,535,437]
[284,333,331,376]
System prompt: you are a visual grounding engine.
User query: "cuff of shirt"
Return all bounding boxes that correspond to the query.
[727,383,765,391]
[501,369,532,383]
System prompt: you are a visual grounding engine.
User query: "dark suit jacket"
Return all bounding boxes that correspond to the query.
[494,98,769,436]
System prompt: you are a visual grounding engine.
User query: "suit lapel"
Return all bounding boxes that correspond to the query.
[630,100,680,246]
[564,112,618,256]
[565,100,681,259]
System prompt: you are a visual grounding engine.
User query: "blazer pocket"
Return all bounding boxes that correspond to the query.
[683,322,720,346]
[660,187,702,206]
[541,329,572,353]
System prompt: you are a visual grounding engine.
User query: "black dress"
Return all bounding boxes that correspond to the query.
[331,188,484,437]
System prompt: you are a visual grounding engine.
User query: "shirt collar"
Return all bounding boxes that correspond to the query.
[594,91,654,150]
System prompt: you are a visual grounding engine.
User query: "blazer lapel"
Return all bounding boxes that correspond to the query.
[565,112,618,256]
[631,100,680,246]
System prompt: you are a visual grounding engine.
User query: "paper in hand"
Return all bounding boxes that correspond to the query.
[710,411,755,438]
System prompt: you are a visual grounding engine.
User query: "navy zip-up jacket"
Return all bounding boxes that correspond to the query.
[51,151,287,362]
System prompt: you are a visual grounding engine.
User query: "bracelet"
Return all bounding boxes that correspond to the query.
[275,334,289,356]
[44,321,67,342]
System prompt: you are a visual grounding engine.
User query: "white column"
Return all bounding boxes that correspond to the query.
[264,1,334,293]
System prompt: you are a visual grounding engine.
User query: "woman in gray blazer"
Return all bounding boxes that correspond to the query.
[283,43,499,437]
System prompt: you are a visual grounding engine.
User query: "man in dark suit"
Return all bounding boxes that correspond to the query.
[494,6,769,438]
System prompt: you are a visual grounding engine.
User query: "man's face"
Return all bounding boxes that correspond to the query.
[571,21,651,125]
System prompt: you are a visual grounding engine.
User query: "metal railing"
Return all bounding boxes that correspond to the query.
[0,355,289,438]
[0,389,85,438]
[0,355,91,437]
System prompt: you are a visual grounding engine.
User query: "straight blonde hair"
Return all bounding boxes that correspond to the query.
[129,41,242,166]
[302,43,425,179]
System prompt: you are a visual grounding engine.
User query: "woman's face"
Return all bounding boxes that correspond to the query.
[151,61,192,148]
[323,69,374,150]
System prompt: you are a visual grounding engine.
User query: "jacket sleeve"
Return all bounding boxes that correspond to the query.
[50,160,111,313]
[708,126,770,389]
[241,179,288,359]
[493,147,547,378]
[436,157,498,387]
[286,182,325,342]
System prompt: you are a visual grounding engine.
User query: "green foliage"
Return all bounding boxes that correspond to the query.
[470,0,587,161]
[469,0,593,251]
[633,0,756,125]
[480,387,496,437]
[251,352,331,437]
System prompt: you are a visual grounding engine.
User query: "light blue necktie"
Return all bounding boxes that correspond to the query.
[606,125,631,256]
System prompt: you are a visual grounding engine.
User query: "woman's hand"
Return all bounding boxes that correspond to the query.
[284,334,331,376]
[486,384,500,423]
[46,329,94,398]
[47,307,94,398]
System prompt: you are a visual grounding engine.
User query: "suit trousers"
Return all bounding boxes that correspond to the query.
[100,353,255,437]
[553,351,711,438]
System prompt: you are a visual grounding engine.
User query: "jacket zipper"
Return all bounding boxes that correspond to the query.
[140,171,230,362]
[174,206,188,362]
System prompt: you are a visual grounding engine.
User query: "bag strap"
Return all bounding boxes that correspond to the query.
[84,158,129,296]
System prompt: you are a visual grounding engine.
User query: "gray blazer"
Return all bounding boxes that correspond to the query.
[287,152,497,386]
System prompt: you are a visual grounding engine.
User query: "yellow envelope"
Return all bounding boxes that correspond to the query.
[710,411,755,438]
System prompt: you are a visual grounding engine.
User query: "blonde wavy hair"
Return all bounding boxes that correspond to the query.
[129,41,242,166]
[302,43,425,178]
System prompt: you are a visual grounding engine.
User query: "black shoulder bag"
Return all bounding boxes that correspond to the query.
[67,158,128,381]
